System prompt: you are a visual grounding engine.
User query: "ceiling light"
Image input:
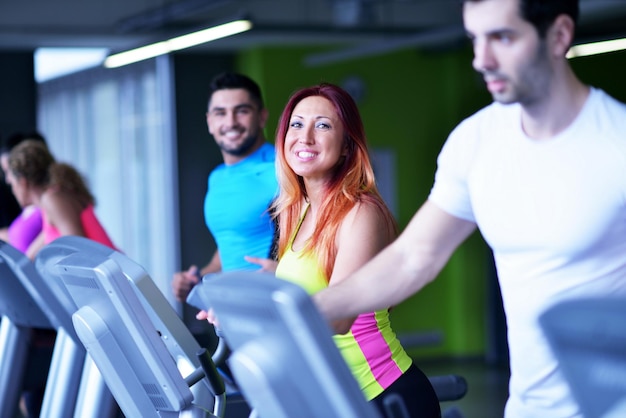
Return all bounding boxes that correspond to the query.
[104,19,253,68]
[567,37,626,59]
[35,47,108,82]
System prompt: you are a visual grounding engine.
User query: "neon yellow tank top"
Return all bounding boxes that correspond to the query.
[275,204,412,400]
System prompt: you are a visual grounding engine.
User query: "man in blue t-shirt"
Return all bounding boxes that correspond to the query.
[172,72,278,303]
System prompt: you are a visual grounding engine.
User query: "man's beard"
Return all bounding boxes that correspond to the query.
[219,131,260,157]
[492,41,552,106]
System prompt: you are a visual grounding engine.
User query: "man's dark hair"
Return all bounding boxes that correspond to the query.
[207,72,264,110]
[520,0,579,37]
[462,0,579,38]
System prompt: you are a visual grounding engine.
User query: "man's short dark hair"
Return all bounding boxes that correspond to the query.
[208,72,264,110]
[462,0,579,38]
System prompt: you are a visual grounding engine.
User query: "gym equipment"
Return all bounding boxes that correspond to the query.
[33,238,120,418]
[0,240,116,418]
[189,271,382,418]
[0,241,55,418]
[190,271,468,418]
[38,237,466,418]
[37,236,231,417]
[540,297,626,418]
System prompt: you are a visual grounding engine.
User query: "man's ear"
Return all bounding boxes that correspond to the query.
[549,14,575,58]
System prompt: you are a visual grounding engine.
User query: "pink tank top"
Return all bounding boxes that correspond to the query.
[43,204,117,249]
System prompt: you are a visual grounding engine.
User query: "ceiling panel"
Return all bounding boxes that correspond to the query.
[0,0,624,52]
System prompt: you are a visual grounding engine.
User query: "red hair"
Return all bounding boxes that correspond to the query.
[273,83,397,280]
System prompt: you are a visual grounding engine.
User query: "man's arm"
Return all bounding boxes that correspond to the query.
[313,199,476,333]
[198,250,222,276]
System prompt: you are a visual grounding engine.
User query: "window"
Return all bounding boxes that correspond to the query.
[37,56,179,304]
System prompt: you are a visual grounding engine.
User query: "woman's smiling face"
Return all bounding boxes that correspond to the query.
[284,95,346,183]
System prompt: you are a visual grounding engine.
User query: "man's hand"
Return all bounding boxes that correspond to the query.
[172,265,200,302]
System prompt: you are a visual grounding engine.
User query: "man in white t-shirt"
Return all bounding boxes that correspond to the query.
[314,0,626,417]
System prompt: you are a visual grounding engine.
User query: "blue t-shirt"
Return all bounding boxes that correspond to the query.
[204,143,278,272]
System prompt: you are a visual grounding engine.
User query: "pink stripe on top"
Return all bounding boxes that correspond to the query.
[352,311,404,388]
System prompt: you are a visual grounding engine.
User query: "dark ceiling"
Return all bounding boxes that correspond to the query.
[1,0,625,60]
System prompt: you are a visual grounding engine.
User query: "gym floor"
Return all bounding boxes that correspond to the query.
[421,358,510,418]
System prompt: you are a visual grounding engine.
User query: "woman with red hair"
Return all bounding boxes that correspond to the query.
[271,83,440,417]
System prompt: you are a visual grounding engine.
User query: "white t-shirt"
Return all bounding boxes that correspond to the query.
[429,88,626,418]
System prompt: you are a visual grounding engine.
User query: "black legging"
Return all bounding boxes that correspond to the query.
[370,363,442,418]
